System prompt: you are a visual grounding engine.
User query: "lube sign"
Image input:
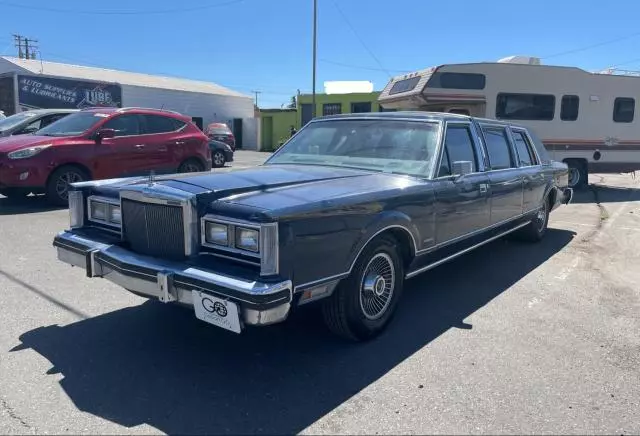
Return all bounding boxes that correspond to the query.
[17,74,122,110]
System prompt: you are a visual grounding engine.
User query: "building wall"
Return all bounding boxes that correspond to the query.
[297,91,390,126]
[121,85,258,149]
[259,109,297,151]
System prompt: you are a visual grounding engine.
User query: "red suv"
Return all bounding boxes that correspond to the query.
[0,107,212,205]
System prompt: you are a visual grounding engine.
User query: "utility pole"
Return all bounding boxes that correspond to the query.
[12,34,38,59]
[312,0,317,119]
[251,90,261,107]
[13,34,23,59]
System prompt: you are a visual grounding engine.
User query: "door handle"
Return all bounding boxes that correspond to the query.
[174,141,185,146]
[479,183,488,193]
[134,144,145,149]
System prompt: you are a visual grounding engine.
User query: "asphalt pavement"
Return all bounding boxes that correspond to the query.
[0,153,639,435]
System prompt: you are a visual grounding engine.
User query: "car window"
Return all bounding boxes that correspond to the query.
[40,114,68,128]
[102,114,141,137]
[511,130,536,166]
[143,114,183,134]
[438,124,478,177]
[23,118,43,131]
[482,126,514,170]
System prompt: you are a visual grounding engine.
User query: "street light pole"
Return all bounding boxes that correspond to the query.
[312,0,317,119]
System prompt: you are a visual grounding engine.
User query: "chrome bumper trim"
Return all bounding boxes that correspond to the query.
[53,231,292,328]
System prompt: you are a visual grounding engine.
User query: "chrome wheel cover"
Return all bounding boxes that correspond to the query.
[359,252,395,320]
[536,204,547,232]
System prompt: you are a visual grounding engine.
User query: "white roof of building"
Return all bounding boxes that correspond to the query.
[0,56,249,98]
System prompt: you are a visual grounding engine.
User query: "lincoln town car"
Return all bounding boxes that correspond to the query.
[53,112,573,341]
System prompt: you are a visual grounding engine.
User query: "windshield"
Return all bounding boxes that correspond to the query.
[0,112,37,131]
[36,112,107,137]
[266,119,441,177]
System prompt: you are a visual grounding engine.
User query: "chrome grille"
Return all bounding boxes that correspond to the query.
[121,198,185,260]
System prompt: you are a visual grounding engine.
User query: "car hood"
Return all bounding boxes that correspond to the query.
[0,134,56,153]
[92,164,428,220]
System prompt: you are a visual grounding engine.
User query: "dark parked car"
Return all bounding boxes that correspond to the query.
[206,122,236,150]
[0,109,78,137]
[209,139,234,167]
[0,106,211,205]
[53,112,572,341]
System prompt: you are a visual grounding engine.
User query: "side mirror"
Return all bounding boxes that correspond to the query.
[95,128,116,142]
[452,160,474,178]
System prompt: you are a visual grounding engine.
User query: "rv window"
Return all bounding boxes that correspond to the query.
[428,72,486,90]
[496,93,555,121]
[437,125,478,177]
[560,95,579,121]
[323,103,342,116]
[613,97,635,123]
[481,126,514,170]
[388,76,421,95]
[511,130,536,166]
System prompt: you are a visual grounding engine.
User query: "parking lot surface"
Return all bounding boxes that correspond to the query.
[1,152,639,435]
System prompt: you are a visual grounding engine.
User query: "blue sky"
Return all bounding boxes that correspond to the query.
[2,0,640,108]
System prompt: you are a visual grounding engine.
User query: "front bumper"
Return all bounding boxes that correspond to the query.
[53,231,292,329]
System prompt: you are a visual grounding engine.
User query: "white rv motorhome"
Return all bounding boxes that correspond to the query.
[378,56,640,188]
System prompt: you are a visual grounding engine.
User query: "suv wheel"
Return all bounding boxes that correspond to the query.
[321,234,404,341]
[178,159,204,173]
[46,166,89,206]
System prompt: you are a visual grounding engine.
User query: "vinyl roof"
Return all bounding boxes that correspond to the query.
[1,56,249,98]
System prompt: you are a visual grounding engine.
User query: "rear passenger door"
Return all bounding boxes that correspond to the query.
[140,114,187,173]
[479,124,524,225]
[432,121,490,244]
[511,127,546,214]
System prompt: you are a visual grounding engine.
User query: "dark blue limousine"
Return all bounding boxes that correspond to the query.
[53,112,572,341]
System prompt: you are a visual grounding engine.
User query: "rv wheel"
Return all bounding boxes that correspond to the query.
[566,160,588,189]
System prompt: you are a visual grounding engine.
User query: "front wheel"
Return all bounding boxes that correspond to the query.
[46,165,89,206]
[321,234,404,341]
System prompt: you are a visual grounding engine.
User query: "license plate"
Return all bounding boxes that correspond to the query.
[192,290,241,334]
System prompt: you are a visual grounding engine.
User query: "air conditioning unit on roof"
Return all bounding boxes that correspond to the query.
[497,56,541,65]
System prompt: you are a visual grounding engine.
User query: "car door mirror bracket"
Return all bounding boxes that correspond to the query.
[452,160,474,181]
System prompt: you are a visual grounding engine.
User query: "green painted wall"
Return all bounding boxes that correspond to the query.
[259,109,297,151]
[260,91,394,151]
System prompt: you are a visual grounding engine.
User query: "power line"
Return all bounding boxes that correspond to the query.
[250,90,261,106]
[542,31,640,60]
[320,58,410,74]
[12,33,38,59]
[0,0,247,15]
[330,0,391,78]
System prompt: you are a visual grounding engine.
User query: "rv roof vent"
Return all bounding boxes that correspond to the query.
[497,56,541,65]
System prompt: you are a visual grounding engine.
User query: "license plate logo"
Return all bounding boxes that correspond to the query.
[192,290,241,333]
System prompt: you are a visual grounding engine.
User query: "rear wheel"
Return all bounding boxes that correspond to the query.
[566,159,588,189]
[517,196,550,242]
[178,158,204,173]
[45,165,89,206]
[321,234,404,341]
[212,150,226,168]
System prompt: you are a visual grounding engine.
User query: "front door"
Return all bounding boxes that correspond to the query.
[98,114,156,177]
[479,124,524,224]
[433,122,490,244]
[510,127,547,214]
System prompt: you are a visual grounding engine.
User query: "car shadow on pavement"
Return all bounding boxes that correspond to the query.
[569,183,640,205]
[11,228,575,435]
[0,195,64,215]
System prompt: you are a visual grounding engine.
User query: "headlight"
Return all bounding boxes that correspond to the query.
[204,222,228,246]
[88,196,121,227]
[235,227,259,252]
[7,144,52,160]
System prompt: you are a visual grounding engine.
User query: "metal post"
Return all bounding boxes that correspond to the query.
[312,0,317,119]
